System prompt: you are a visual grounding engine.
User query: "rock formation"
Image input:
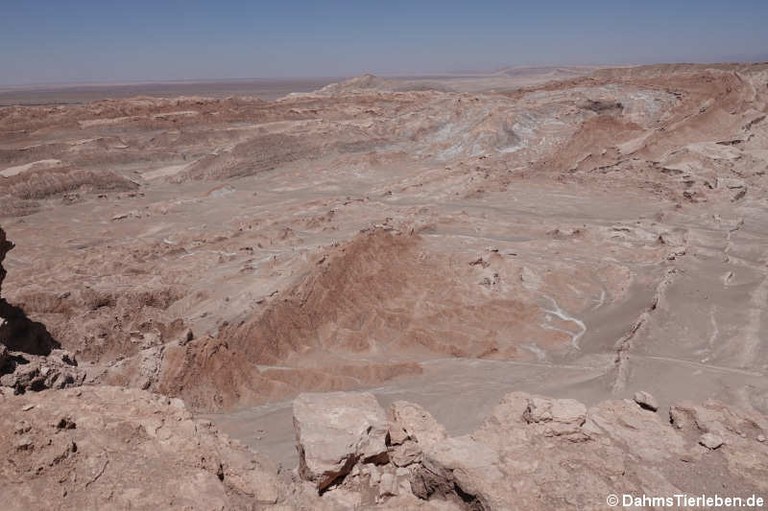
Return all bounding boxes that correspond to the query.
[0,228,9,372]
[0,227,11,295]
[0,227,83,394]
[3,65,768,413]
[291,391,768,510]
[0,384,767,509]
[0,386,281,510]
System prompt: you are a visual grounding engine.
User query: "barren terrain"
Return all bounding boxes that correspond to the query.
[2,64,768,509]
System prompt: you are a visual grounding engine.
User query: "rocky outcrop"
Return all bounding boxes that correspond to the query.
[292,391,768,510]
[1,226,54,355]
[0,227,81,394]
[0,229,8,371]
[0,348,85,394]
[2,386,767,510]
[0,386,282,510]
[0,227,11,295]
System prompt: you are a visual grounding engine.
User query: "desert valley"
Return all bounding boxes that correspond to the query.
[1,64,768,509]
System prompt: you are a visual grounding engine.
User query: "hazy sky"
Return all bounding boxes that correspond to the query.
[1,0,767,85]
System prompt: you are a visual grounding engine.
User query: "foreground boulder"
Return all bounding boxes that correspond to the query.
[0,386,282,510]
[293,391,389,492]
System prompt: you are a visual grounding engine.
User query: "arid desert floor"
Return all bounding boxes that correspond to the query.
[1,64,768,509]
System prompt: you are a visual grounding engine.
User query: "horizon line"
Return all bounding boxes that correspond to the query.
[2,59,766,91]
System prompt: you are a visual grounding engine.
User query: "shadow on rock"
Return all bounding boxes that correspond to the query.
[0,299,61,356]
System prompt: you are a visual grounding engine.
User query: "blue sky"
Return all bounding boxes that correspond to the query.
[1,0,767,85]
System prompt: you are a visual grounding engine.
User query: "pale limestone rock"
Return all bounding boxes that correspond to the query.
[378,471,398,499]
[388,401,447,447]
[700,432,724,450]
[293,391,388,491]
[287,390,768,510]
[390,439,422,467]
[412,436,501,509]
[633,390,659,412]
[523,396,587,436]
